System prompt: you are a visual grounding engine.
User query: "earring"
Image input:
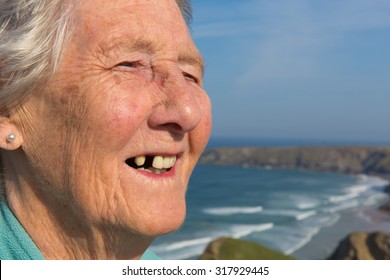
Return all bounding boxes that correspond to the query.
[6,134,15,142]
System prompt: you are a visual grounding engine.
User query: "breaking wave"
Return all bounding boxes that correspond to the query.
[203,206,263,216]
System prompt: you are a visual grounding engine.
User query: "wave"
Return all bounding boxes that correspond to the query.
[295,200,320,210]
[296,210,317,221]
[162,237,213,251]
[152,222,273,259]
[261,209,317,221]
[203,206,263,216]
[309,213,340,228]
[327,174,389,208]
[362,192,388,207]
[230,223,274,238]
[283,227,320,255]
[346,175,389,195]
[253,225,321,256]
[156,244,208,260]
[288,195,321,210]
[324,199,359,213]
[356,174,389,186]
[151,236,214,259]
[328,193,358,203]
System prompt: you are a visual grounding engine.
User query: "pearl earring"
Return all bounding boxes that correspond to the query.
[6,134,15,142]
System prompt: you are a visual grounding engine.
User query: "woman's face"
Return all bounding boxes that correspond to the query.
[15,0,211,236]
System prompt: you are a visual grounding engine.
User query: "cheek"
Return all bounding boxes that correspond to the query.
[89,86,152,148]
[199,93,213,139]
[190,93,212,155]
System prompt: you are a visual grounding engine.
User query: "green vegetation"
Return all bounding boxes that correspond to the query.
[200,237,296,260]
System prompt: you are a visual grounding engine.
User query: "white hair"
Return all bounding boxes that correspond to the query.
[0,0,192,114]
[0,0,75,114]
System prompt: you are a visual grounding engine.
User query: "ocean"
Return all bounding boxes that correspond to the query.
[150,164,389,259]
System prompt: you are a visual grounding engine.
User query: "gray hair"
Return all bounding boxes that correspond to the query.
[0,0,192,114]
[0,0,75,114]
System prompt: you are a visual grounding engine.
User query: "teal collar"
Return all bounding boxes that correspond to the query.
[0,198,45,260]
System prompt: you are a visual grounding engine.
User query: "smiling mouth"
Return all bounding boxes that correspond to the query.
[126,155,177,175]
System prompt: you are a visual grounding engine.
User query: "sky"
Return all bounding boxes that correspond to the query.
[190,0,390,144]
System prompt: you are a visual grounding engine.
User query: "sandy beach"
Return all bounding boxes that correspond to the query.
[293,203,390,259]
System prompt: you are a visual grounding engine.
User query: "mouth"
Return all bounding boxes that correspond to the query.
[126,155,177,175]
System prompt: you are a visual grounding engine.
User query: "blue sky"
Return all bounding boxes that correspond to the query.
[190,0,390,144]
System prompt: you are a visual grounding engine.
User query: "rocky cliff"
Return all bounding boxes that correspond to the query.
[328,232,390,260]
[200,147,390,178]
[200,233,390,260]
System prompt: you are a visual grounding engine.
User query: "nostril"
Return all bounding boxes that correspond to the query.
[163,123,183,133]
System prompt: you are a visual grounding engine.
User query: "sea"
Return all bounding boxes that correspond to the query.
[150,138,390,259]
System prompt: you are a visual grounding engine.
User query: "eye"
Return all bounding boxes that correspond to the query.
[115,61,140,68]
[182,72,199,84]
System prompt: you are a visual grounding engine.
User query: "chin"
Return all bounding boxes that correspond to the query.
[152,212,186,237]
[131,202,187,237]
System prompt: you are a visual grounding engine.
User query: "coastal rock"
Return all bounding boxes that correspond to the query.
[379,203,390,213]
[199,237,294,260]
[383,184,390,194]
[200,147,390,177]
[328,232,390,260]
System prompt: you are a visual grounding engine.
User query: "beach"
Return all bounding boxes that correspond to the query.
[293,204,390,259]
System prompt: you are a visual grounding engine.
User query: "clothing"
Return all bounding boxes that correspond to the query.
[0,198,159,260]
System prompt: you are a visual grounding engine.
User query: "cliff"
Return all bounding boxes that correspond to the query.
[199,237,295,260]
[200,146,390,178]
[328,232,390,260]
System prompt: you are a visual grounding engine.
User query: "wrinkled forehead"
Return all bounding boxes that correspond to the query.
[72,0,197,56]
[76,0,187,37]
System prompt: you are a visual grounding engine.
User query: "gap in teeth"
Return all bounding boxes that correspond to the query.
[128,155,177,171]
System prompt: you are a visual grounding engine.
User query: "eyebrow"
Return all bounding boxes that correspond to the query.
[102,37,205,77]
[101,37,160,56]
[179,53,205,78]
[131,38,160,54]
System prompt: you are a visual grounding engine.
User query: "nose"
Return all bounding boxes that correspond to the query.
[147,72,202,135]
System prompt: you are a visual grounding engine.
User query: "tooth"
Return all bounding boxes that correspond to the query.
[154,169,163,175]
[152,156,163,169]
[163,156,173,169]
[134,156,146,166]
[171,156,176,166]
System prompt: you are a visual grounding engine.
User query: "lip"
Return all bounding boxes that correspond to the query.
[133,161,178,178]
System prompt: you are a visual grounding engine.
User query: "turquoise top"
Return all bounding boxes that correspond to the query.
[0,198,159,260]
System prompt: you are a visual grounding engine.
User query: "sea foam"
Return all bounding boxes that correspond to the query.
[230,223,274,238]
[203,206,263,216]
[261,209,318,221]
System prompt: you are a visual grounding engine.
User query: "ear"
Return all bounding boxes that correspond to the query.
[0,117,23,150]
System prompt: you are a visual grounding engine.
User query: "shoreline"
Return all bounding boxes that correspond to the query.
[292,203,390,259]
[292,173,390,259]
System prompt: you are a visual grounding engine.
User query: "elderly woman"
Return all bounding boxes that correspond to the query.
[0,0,211,260]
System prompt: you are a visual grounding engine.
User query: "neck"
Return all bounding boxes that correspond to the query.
[3,152,153,260]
